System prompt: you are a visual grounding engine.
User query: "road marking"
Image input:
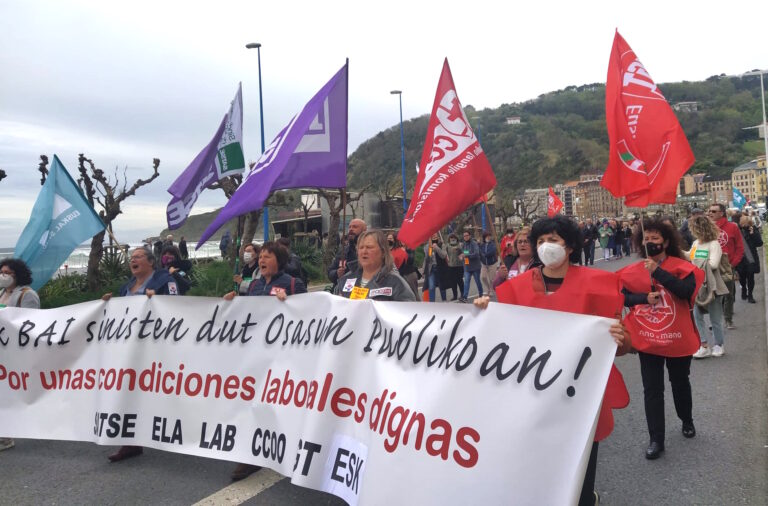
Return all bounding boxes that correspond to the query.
[192,469,284,506]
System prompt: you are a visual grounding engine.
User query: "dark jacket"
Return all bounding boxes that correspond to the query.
[334,267,417,301]
[328,235,360,287]
[737,227,763,275]
[461,239,481,272]
[119,269,180,296]
[480,240,498,266]
[285,252,309,285]
[179,240,188,259]
[247,271,307,296]
[167,259,193,295]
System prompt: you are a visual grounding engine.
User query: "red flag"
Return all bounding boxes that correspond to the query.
[601,30,694,208]
[398,59,497,248]
[547,187,564,217]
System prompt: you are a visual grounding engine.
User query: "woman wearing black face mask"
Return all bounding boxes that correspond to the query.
[618,219,703,461]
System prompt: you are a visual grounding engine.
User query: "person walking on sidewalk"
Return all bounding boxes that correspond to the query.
[688,216,729,359]
[598,221,613,261]
[737,215,763,304]
[619,219,703,460]
[708,203,743,329]
[459,230,483,302]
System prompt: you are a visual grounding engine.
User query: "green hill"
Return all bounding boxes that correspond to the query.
[347,74,767,194]
[158,209,239,243]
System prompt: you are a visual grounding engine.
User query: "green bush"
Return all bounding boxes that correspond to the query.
[292,238,325,282]
[187,260,236,297]
[39,273,123,309]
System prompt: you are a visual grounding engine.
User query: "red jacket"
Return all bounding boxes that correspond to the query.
[716,217,744,267]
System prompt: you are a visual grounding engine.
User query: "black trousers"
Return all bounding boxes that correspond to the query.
[638,352,693,443]
[578,441,599,506]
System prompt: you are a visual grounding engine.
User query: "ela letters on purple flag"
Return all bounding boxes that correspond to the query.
[196,63,348,248]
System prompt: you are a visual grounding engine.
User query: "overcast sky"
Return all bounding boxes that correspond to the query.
[1,0,766,247]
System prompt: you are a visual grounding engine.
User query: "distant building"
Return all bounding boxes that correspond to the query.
[703,175,732,205]
[572,175,624,219]
[505,116,522,125]
[679,172,706,195]
[672,101,699,113]
[731,158,768,203]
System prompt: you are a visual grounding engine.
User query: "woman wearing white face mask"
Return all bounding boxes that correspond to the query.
[233,243,261,294]
[0,258,40,452]
[474,216,631,506]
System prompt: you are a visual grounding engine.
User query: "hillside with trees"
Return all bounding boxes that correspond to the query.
[347,74,767,197]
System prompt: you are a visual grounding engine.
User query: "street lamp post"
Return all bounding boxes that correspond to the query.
[390,90,407,211]
[246,42,269,242]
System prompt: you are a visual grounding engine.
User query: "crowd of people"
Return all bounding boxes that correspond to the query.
[1,203,764,504]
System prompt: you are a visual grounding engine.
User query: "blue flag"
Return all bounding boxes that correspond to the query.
[732,187,747,209]
[14,155,105,290]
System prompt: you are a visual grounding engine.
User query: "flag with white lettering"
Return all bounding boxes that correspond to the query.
[14,155,105,290]
[197,63,348,248]
[601,30,694,207]
[166,84,245,229]
[398,59,496,248]
[548,187,564,217]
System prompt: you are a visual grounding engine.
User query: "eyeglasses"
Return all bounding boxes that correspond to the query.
[707,209,720,214]
[130,255,147,261]
[516,239,530,244]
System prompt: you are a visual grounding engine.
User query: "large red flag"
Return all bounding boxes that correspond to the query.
[398,59,497,248]
[601,30,694,208]
[547,187,564,217]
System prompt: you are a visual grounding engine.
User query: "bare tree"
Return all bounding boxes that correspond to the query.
[298,192,317,233]
[38,154,160,290]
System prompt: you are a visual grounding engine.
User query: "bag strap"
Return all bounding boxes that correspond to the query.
[290,276,295,295]
[17,287,30,307]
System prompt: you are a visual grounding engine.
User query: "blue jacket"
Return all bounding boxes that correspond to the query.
[119,269,180,296]
[461,239,481,272]
[480,240,498,266]
[247,271,307,296]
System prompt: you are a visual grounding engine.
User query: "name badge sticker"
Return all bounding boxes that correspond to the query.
[342,278,357,292]
[369,287,393,298]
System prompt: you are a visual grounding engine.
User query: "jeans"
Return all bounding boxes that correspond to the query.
[723,279,735,323]
[462,270,483,299]
[587,241,595,265]
[694,295,725,346]
[428,270,446,302]
[638,352,693,444]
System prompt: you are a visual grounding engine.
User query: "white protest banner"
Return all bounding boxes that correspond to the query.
[0,293,617,505]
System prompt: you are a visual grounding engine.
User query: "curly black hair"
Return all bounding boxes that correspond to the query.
[529,215,582,264]
[632,218,685,259]
[0,258,33,286]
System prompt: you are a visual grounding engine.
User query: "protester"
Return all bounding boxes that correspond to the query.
[499,227,516,264]
[708,203,743,329]
[422,233,448,302]
[582,218,597,265]
[459,230,482,302]
[328,219,367,290]
[219,230,231,259]
[679,208,703,249]
[0,258,41,452]
[222,241,306,480]
[479,231,499,296]
[620,218,702,460]
[334,230,416,301]
[621,221,632,256]
[163,234,174,248]
[688,216,729,358]
[737,215,762,304]
[178,236,189,259]
[598,221,613,261]
[613,221,624,259]
[388,232,418,298]
[160,245,192,295]
[445,233,465,301]
[493,227,535,288]
[278,236,308,286]
[233,243,261,294]
[100,247,180,462]
[474,215,630,506]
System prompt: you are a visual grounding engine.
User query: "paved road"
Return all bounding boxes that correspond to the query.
[3,251,766,505]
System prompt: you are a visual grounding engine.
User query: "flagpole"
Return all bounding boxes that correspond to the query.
[246,41,268,243]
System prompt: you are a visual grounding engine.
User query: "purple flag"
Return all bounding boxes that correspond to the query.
[197,63,348,248]
[167,84,245,229]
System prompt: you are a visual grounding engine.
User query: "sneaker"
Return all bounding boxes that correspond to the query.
[711,345,725,357]
[0,438,14,451]
[726,321,736,330]
[458,297,468,303]
[693,346,712,359]
[747,296,756,304]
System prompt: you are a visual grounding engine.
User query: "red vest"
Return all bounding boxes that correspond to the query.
[496,266,629,442]
[618,257,704,357]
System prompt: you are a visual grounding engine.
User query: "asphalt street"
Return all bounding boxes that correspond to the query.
[2,250,766,505]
